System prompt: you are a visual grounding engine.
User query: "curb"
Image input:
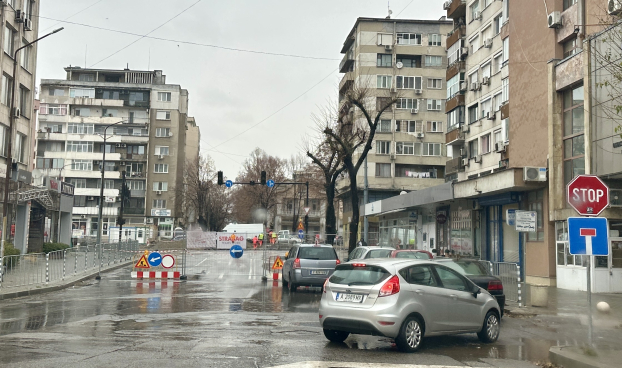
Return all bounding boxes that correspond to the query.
[0,261,132,300]
[549,346,617,368]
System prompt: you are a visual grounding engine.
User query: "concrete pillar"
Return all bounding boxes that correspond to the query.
[14,203,31,254]
[547,59,564,221]
[59,212,72,245]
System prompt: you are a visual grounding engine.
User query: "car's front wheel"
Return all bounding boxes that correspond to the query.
[323,329,349,343]
[477,310,500,343]
[395,316,424,352]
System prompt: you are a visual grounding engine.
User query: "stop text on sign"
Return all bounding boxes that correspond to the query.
[566,175,609,216]
[571,188,606,203]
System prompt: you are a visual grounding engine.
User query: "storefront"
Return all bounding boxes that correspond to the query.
[477,192,522,268]
[378,211,419,249]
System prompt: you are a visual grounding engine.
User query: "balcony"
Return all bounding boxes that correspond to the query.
[446,0,466,19]
[445,93,465,113]
[446,25,466,49]
[73,206,119,216]
[446,128,465,146]
[446,61,465,81]
[71,97,124,107]
[339,50,355,73]
[445,156,465,176]
[339,73,354,94]
[122,153,147,161]
[130,190,146,197]
[75,188,119,197]
[124,207,146,215]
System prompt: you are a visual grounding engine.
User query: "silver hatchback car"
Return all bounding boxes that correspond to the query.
[319,259,501,352]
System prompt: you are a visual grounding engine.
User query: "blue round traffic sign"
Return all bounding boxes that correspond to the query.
[148,252,162,267]
[266,179,275,188]
[230,245,244,258]
[225,180,233,188]
[298,229,304,239]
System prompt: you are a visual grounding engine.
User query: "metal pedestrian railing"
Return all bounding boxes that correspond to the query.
[491,262,522,307]
[0,241,139,292]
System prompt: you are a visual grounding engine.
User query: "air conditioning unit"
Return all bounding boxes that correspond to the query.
[460,148,466,157]
[610,189,622,206]
[12,107,20,118]
[115,143,127,148]
[461,47,469,57]
[415,132,425,138]
[410,108,419,114]
[415,89,422,95]
[523,166,547,182]
[88,196,95,200]
[462,158,470,167]
[474,155,482,163]
[473,11,481,20]
[390,152,397,159]
[470,82,480,91]
[390,86,397,93]
[486,111,495,120]
[23,18,32,31]
[156,190,162,195]
[158,155,164,159]
[459,82,468,92]
[484,38,493,48]
[146,218,154,224]
[15,10,24,23]
[461,124,470,133]
[482,76,490,85]
[494,142,506,152]
[168,132,173,137]
[385,45,393,51]
[443,0,452,10]
[609,0,622,15]
[548,11,562,28]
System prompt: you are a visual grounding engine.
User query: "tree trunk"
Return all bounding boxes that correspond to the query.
[324,181,336,245]
[345,158,359,254]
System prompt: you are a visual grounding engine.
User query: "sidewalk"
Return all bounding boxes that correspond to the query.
[505,286,622,368]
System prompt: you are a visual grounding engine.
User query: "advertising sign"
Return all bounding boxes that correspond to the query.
[515,210,537,232]
[61,181,75,196]
[151,209,172,217]
[216,232,247,250]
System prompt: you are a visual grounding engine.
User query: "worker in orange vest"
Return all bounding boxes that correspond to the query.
[252,235,258,249]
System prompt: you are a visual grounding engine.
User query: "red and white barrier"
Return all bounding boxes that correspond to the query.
[131,271,181,279]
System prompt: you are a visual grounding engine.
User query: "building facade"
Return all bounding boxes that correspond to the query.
[337,17,453,247]
[37,68,194,242]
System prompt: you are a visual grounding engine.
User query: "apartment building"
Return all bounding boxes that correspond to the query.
[37,67,194,242]
[181,116,200,227]
[0,1,40,252]
[337,17,453,246]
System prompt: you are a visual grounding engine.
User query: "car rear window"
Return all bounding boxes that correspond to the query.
[330,265,390,285]
[365,249,392,258]
[442,260,489,276]
[395,251,431,259]
[297,247,337,260]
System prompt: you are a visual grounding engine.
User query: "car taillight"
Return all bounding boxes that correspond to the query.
[352,263,366,267]
[336,259,340,265]
[323,278,328,293]
[293,258,301,269]
[488,280,503,292]
[379,275,400,297]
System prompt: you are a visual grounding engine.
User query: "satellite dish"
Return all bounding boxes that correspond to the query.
[396,62,404,69]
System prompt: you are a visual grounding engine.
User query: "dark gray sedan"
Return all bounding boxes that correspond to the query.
[282,244,340,292]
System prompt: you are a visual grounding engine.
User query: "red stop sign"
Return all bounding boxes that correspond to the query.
[567,175,609,216]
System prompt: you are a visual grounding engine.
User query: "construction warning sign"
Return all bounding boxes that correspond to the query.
[272,256,283,270]
[135,254,150,269]
[297,221,304,231]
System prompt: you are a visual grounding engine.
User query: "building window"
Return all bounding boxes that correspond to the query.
[481,134,491,154]
[470,35,480,52]
[396,76,422,89]
[70,88,95,98]
[377,75,392,89]
[49,88,65,96]
[14,133,26,163]
[157,92,172,101]
[481,61,491,79]
[407,120,423,133]
[427,99,442,111]
[20,41,31,70]
[423,143,442,156]
[155,146,170,155]
[448,41,462,65]
[67,141,93,152]
[481,98,492,118]
[71,160,93,171]
[18,86,29,118]
[484,0,493,8]
[493,53,503,74]
[503,118,509,142]
[564,0,577,10]
[427,121,442,133]
[129,180,145,190]
[428,78,442,89]
[563,85,585,185]
[396,142,415,155]
[127,145,145,155]
[156,128,171,137]
[397,33,421,45]
[102,108,118,117]
[47,104,68,115]
[494,129,502,145]
[502,78,509,103]
[428,34,442,46]
[468,104,479,124]
[424,55,442,67]
[73,108,91,117]
[153,182,168,191]
[378,119,392,132]
[469,139,478,158]
[502,37,509,64]
[67,123,94,134]
[154,164,169,173]
[563,37,580,59]
[447,107,465,132]
[493,92,503,111]
[377,54,392,67]
[156,110,171,120]
[99,180,114,189]
[375,163,391,177]
[470,1,480,22]
[494,14,503,36]
[447,73,464,99]
[396,55,421,68]
[153,199,167,209]
[527,190,545,241]
[4,26,15,55]
[396,98,418,110]
[71,179,87,189]
[1,74,12,106]
[78,74,95,82]
[376,141,391,154]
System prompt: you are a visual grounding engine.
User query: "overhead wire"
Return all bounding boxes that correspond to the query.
[39,0,105,34]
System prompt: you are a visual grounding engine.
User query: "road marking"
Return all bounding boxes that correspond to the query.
[245,289,255,298]
[218,273,224,279]
[196,257,209,266]
[268,363,463,368]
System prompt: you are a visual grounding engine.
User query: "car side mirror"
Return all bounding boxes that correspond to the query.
[472,286,481,298]
[345,257,349,262]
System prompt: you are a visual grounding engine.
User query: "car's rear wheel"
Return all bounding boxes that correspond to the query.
[395,316,423,352]
[288,274,297,292]
[477,310,500,343]
[282,276,288,288]
[323,329,349,343]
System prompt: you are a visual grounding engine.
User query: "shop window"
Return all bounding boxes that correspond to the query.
[527,190,544,241]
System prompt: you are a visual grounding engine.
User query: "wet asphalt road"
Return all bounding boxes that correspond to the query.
[0,253,572,368]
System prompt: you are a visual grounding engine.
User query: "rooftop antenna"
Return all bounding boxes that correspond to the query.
[386,1,392,19]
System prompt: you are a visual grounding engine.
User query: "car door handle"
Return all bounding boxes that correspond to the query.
[449,294,458,300]
[414,289,424,295]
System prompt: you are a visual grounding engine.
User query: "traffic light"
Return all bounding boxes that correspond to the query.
[117,217,126,226]
[249,180,255,186]
[217,171,223,185]
[260,171,266,185]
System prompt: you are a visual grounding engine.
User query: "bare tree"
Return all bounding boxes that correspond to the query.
[321,84,399,253]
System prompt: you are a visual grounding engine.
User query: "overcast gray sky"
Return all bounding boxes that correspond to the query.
[37,0,445,178]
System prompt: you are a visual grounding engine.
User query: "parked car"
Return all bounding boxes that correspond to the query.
[389,249,434,260]
[277,234,302,245]
[433,258,505,313]
[319,259,501,352]
[282,244,340,292]
[347,246,395,261]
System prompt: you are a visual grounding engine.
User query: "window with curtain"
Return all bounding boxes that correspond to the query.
[527,190,545,241]
[563,85,585,186]
[375,163,391,177]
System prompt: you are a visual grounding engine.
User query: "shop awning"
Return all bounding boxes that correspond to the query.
[362,182,454,216]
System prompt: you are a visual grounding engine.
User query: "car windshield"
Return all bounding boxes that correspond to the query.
[441,260,489,276]
[395,251,431,259]
[366,249,392,258]
[330,265,390,285]
[297,247,337,260]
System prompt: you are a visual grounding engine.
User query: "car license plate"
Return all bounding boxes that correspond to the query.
[310,270,328,275]
[336,293,363,303]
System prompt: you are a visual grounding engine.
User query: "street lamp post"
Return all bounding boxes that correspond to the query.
[96,120,128,280]
[0,28,63,278]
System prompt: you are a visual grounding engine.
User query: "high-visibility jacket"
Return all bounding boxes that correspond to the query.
[258,233,264,240]
[271,233,277,238]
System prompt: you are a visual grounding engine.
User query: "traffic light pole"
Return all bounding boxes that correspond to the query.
[118,171,127,244]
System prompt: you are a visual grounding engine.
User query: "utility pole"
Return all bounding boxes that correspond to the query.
[304,181,309,242]
[118,171,127,243]
[363,157,369,243]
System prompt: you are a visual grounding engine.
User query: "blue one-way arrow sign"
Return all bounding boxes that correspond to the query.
[568,217,609,256]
